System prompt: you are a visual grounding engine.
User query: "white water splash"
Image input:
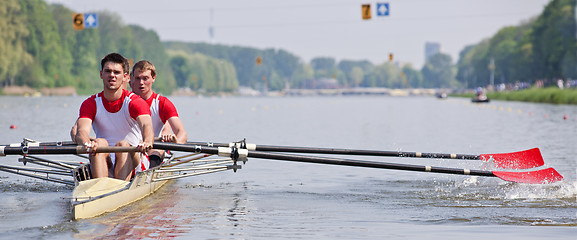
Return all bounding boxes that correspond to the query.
[504,180,577,200]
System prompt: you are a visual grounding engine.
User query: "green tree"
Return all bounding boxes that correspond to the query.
[338,60,373,87]
[291,63,314,88]
[128,25,175,94]
[349,67,364,87]
[402,64,423,88]
[421,53,456,88]
[364,62,398,88]
[169,53,191,88]
[18,0,73,88]
[176,52,238,92]
[0,0,33,86]
[531,0,576,80]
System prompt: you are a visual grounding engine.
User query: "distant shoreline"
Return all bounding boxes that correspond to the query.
[1,86,77,96]
[452,87,577,105]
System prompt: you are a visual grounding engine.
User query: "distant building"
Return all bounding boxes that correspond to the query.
[425,42,441,63]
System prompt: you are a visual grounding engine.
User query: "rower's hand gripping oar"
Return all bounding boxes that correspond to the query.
[152,142,563,184]
[187,140,545,169]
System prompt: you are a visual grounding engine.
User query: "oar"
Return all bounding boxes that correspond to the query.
[5,140,546,169]
[152,142,563,184]
[1,140,76,147]
[0,145,138,156]
[186,141,544,169]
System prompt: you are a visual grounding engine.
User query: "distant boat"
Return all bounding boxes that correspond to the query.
[472,95,490,103]
[436,93,448,99]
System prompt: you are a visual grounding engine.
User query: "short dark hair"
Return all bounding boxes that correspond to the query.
[131,60,156,78]
[101,53,130,74]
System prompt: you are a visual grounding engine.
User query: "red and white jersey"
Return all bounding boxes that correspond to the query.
[79,89,151,146]
[143,92,179,136]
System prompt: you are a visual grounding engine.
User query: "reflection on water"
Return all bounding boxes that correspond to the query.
[75,181,190,239]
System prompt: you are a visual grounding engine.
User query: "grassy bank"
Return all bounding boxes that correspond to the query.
[453,87,577,105]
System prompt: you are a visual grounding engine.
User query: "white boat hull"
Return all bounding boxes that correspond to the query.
[72,169,168,220]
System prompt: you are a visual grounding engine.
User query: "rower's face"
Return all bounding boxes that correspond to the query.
[130,69,155,98]
[100,62,127,90]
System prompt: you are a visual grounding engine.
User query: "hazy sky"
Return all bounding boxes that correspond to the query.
[47,0,551,68]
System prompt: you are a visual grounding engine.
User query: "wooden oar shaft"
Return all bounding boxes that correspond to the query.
[0,146,138,155]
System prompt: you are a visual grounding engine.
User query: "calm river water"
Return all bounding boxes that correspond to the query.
[0,95,575,239]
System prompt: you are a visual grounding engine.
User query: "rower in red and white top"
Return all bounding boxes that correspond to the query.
[73,53,154,181]
[144,92,179,137]
[130,60,188,167]
[79,90,148,147]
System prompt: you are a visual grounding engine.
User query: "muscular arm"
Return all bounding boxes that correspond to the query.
[70,120,78,141]
[136,114,154,151]
[74,118,93,145]
[164,116,188,144]
[74,118,99,154]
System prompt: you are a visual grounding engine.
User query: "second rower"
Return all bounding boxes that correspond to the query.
[130,60,188,167]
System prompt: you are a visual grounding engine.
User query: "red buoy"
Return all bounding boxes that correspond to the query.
[563,115,568,120]
[9,124,17,129]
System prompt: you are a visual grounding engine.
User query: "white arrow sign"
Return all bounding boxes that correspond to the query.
[377,3,389,16]
[84,13,98,28]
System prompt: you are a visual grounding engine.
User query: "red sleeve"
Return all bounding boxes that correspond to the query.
[158,96,179,123]
[128,94,151,120]
[79,95,97,120]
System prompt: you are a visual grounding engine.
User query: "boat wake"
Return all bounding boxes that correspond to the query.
[0,179,72,192]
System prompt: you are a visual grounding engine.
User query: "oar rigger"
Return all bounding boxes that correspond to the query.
[216,146,247,172]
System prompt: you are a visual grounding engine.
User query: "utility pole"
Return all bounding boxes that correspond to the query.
[209,8,214,42]
[489,58,495,88]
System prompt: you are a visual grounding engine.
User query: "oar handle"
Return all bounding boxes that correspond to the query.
[0,146,138,156]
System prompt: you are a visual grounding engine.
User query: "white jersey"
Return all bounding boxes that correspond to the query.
[149,94,165,137]
[92,93,142,146]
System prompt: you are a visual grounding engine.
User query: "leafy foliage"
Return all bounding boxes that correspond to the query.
[2,0,572,94]
[457,0,576,88]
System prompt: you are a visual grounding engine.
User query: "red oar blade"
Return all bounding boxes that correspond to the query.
[480,148,545,169]
[492,168,563,184]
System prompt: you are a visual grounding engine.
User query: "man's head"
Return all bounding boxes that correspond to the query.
[130,60,156,99]
[101,53,130,75]
[100,53,130,91]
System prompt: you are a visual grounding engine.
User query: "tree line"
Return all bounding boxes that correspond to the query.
[456,0,576,89]
[1,0,571,94]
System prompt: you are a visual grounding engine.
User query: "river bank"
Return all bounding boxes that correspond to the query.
[1,86,77,96]
[454,87,577,105]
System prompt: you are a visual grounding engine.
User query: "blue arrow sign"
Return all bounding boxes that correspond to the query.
[84,13,98,28]
[377,3,389,16]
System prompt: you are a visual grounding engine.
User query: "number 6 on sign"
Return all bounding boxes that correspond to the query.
[73,13,84,30]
